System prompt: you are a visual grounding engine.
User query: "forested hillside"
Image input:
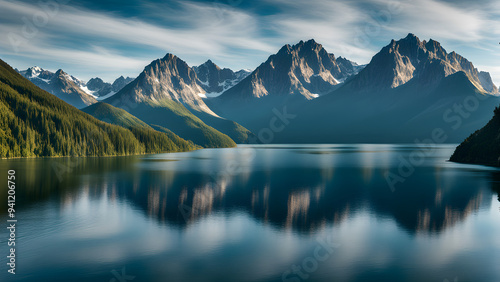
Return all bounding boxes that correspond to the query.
[450,107,500,166]
[0,59,197,158]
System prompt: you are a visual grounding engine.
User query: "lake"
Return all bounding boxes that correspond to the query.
[1,144,499,282]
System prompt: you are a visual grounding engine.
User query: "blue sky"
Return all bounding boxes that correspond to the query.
[0,0,499,83]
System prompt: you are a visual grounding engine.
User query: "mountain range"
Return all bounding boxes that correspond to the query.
[103,54,252,147]
[86,76,134,98]
[221,39,363,100]
[207,34,499,143]
[193,60,251,97]
[18,67,134,109]
[4,33,499,157]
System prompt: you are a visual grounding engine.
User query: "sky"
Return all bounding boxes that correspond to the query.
[0,0,499,83]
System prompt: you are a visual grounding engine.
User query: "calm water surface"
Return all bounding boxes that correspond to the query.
[0,144,499,282]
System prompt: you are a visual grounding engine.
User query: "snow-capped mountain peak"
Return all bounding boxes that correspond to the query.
[218,39,364,100]
[350,33,498,93]
[18,67,135,108]
[193,60,251,97]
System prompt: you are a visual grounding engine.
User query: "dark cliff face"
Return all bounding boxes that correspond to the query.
[219,39,362,100]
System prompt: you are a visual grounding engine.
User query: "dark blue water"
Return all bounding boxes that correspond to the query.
[0,145,499,282]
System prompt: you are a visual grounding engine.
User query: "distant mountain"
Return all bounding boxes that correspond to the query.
[86,76,134,98]
[219,39,363,100]
[478,71,498,94]
[450,106,500,166]
[104,54,252,147]
[19,67,97,109]
[344,33,498,93]
[112,76,134,92]
[193,60,251,97]
[86,77,113,97]
[0,59,197,158]
[19,67,134,108]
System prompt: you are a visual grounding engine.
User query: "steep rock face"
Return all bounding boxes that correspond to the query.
[478,71,499,94]
[117,53,215,115]
[219,39,363,100]
[48,69,98,108]
[193,60,250,95]
[348,34,497,93]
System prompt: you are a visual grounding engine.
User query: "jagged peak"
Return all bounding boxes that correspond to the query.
[386,33,422,47]
[424,38,441,48]
[88,77,104,83]
[383,35,454,61]
[115,76,133,81]
[274,40,326,58]
[200,59,222,70]
[27,66,43,72]
[55,69,66,75]
[23,66,47,77]
[337,56,351,62]
[404,33,420,41]
[277,44,292,55]
[145,53,189,71]
[292,39,322,49]
[162,53,177,61]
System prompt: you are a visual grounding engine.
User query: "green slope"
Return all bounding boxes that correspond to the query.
[187,108,256,144]
[0,59,197,158]
[104,86,237,148]
[450,107,500,166]
[82,102,152,130]
[82,102,199,152]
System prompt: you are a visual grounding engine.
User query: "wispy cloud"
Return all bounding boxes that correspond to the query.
[388,0,487,41]
[0,0,498,84]
[0,0,274,80]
